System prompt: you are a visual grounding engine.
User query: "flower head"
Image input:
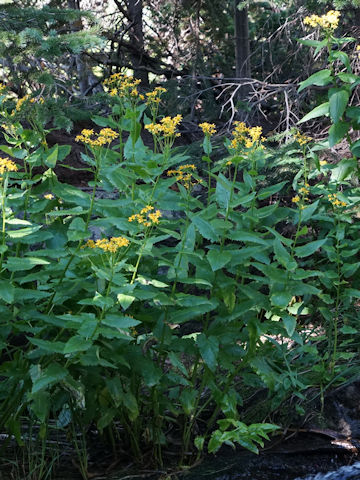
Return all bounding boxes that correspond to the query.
[145,115,182,138]
[328,193,346,208]
[167,164,200,190]
[128,205,162,227]
[75,128,118,147]
[83,236,130,252]
[229,122,264,152]
[0,157,18,175]
[303,10,340,31]
[199,122,216,136]
[294,131,312,146]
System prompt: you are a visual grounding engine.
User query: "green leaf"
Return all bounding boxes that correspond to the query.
[229,230,268,246]
[295,239,327,258]
[329,121,349,147]
[283,315,296,337]
[44,144,58,169]
[31,363,67,394]
[67,217,87,241]
[191,215,219,242]
[331,158,357,182]
[123,391,139,421]
[103,314,141,328]
[329,88,349,124]
[63,336,92,354]
[298,102,329,124]
[92,115,109,127]
[194,436,205,451]
[0,280,15,303]
[207,249,232,271]
[271,291,293,308]
[215,173,231,209]
[257,181,287,200]
[340,325,357,334]
[29,391,50,423]
[117,293,135,310]
[298,69,333,93]
[5,257,50,272]
[350,139,360,158]
[7,225,42,238]
[273,239,296,270]
[298,39,327,49]
[296,200,319,223]
[180,389,197,415]
[197,334,219,371]
[28,338,65,353]
[338,73,360,84]
[332,51,350,71]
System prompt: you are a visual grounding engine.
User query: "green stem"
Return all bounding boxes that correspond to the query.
[330,215,342,373]
[0,175,8,273]
[220,164,238,250]
[45,153,100,314]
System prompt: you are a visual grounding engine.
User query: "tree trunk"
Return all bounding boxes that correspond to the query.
[234,1,251,101]
[67,0,102,96]
[128,0,149,85]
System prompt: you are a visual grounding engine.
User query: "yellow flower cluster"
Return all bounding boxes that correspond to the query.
[294,131,312,146]
[0,83,6,94]
[167,164,201,189]
[299,185,309,197]
[303,10,340,31]
[0,157,18,175]
[146,87,167,105]
[328,193,346,208]
[199,122,216,136]
[15,95,30,112]
[230,122,264,150]
[30,97,45,105]
[83,236,130,252]
[128,205,162,227]
[104,72,143,100]
[145,115,182,137]
[75,128,119,147]
[292,183,310,208]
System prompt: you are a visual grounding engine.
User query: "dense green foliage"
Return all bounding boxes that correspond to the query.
[0,4,360,480]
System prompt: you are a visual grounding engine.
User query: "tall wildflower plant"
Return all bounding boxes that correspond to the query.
[0,41,360,478]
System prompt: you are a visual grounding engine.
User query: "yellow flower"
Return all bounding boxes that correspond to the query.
[0,157,18,175]
[328,193,346,208]
[128,206,161,226]
[44,193,54,200]
[145,87,167,105]
[199,122,216,136]
[229,122,264,152]
[248,126,262,142]
[145,115,182,138]
[294,131,312,146]
[75,128,118,147]
[0,83,6,94]
[167,164,199,189]
[83,236,130,252]
[303,10,340,31]
[15,95,30,112]
[292,195,300,203]
[320,160,327,166]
